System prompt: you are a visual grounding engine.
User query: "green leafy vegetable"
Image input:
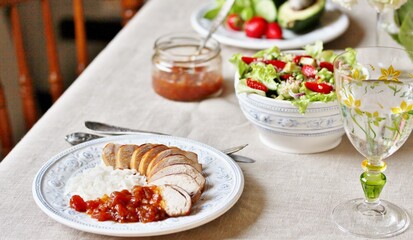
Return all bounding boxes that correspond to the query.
[398,11,413,60]
[245,63,279,90]
[203,0,277,22]
[304,40,323,59]
[253,46,281,59]
[229,53,250,76]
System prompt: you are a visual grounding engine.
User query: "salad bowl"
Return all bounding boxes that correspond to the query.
[232,43,345,153]
[235,76,344,153]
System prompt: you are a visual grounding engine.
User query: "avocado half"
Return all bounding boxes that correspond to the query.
[278,0,326,33]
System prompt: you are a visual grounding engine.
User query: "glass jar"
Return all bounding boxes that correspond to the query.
[152,33,223,101]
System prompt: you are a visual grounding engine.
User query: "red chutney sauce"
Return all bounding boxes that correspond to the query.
[152,66,223,101]
[69,185,167,223]
[152,33,223,101]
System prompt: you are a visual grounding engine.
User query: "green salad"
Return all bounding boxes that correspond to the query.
[230,41,341,113]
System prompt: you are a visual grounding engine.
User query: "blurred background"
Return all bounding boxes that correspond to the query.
[0,0,145,144]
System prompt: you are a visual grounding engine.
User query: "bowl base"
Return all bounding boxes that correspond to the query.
[259,132,343,154]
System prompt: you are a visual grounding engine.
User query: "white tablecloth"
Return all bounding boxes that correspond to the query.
[1,0,412,239]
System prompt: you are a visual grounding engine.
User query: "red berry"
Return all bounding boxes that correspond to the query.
[241,56,258,64]
[244,16,268,38]
[263,59,286,71]
[301,65,317,78]
[226,13,243,31]
[319,61,334,72]
[305,82,333,94]
[247,78,268,92]
[280,74,292,80]
[265,22,283,39]
[293,55,312,65]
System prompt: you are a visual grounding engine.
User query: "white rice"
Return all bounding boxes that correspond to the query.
[65,164,147,201]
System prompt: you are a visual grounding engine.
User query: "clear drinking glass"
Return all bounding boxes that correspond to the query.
[332,47,413,238]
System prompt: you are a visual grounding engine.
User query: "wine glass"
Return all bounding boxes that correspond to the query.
[332,47,413,238]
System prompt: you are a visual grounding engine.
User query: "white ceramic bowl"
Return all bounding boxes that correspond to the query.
[235,76,345,154]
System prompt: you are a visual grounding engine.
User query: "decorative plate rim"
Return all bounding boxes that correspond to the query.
[32,134,245,237]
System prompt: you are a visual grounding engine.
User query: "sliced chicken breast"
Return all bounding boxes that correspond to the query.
[115,144,139,169]
[130,143,155,171]
[147,154,202,179]
[148,164,205,191]
[138,145,169,175]
[102,143,120,168]
[150,173,202,203]
[159,185,192,217]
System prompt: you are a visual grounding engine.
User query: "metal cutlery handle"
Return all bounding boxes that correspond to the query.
[85,121,168,135]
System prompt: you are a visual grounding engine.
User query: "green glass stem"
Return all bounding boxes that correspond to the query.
[360,171,387,202]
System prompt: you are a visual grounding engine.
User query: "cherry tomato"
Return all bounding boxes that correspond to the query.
[301,65,317,78]
[226,13,243,31]
[319,61,334,72]
[305,82,333,94]
[247,78,268,92]
[244,16,268,38]
[265,22,283,39]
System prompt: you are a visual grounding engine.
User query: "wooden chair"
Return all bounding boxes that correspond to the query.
[121,0,145,26]
[0,0,63,158]
[73,0,145,73]
[0,0,145,158]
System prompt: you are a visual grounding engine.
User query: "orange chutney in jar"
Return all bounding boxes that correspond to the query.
[152,33,223,101]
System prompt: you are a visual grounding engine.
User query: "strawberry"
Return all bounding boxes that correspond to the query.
[264,59,286,70]
[305,82,333,94]
[241,56,258,64]
[319,61,334,72]
[280,74,292,80]
[293,55,312,65]
[265,22,282,39]
[247,78,268,92]
[301,65,317,78]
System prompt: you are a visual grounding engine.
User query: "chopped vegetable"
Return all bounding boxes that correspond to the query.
[231,41,338,113]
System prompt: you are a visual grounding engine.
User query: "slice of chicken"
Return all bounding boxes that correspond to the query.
[115,144,139,169]
[146,147,198,174]
[130,143,155,171]
[159,185,192,217]
[148,164,205,191]
[147,154,202,179]
[138,145,169,175]
[101,143,120,168]
[150,173,202,203]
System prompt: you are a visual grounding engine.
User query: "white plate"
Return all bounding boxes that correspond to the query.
[191,2,349,50]
[32,135,244,237]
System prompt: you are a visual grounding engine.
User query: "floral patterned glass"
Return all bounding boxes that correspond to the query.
[332,47,413,238]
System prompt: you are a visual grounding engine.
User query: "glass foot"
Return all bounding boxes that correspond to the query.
[332,198,410,238]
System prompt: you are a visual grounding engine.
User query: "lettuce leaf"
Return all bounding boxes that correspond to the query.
[252,46,281,59]
[304,41,324,59]
[292,91,337,113]
[245,62,279,90]
[229,53,250,76]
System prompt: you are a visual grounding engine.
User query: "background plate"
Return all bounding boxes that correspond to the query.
[191,2,349,50]
[32,134,244,237]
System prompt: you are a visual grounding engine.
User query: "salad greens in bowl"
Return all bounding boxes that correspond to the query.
[231,41,345,153]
